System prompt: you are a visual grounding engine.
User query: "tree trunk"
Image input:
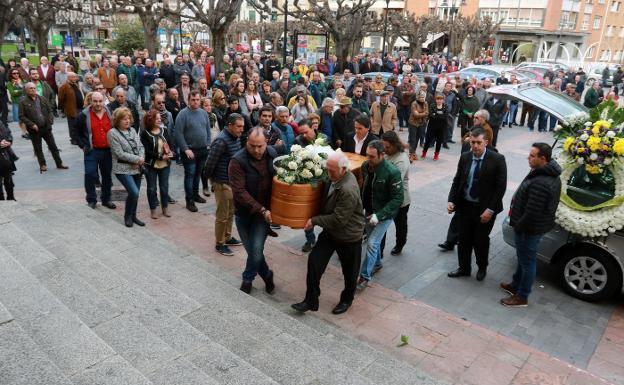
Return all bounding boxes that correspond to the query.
[140,16,159,59]
[33,27,49,57]
[166,29,173,50]
[352,38,362,57]
[211,27,227,74]
[387,36,398,55]
[409,42,422,58]
[335,38,351,70]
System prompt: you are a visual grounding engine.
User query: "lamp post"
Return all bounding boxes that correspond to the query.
[381,0,390,57]
[283,0,288,65]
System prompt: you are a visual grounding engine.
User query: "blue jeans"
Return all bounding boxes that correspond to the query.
[84,148,113,204]
[511,231,543,299]
[182,148,208,202]
[398,105,410,128]
[145,166,170,209]
[116,174,142,219]
[505,103,518,125]
[304,228,316,244]
[360,218,393,281]
[11,103,19,123]
[236,215,270,282]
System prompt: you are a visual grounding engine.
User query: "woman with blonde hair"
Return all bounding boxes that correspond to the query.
[108,107,145,227]
[245,80,263,125]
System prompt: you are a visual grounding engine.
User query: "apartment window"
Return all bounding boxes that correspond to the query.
[615,51,622,61]
[582,13,590,30]
[586,46,594,58]
[620,26,624,37]
[560,11,578,29]
[607,25,614,36]
[611,1,620,11]
[598,0,605,4]
[594,16,602,29]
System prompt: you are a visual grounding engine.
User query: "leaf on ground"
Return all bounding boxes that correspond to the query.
[397,334,409,347]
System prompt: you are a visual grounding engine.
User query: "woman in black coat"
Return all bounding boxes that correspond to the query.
[0,121,18,200]
[421,93,449,161]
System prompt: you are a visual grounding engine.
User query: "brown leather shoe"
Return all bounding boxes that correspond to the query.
[57,164,69,169]
[39,165,48,173]
[500,295,528,307]
[500,282,517,296]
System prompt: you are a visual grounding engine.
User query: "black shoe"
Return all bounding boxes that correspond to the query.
[193,195,207,204]
[216,245,234,256]
[442,143,450,149]
[291,301,318,313]
[133,217,145,226]
[270,223,281,230]
[186,202,198,212]
[390,246,402,256]
[302,241,315,253]
[95,180,102,188]
[87,202,97,209]
[168,197,176,204]
[70,139,78,145]
[124,217,133,227]
[448,269,471,278]
[447,140,456,144]
[22,133,30,140]
[240,280,252,294]
[102,201,116,209]
[331,302,351,315]
[437,242,454,251]
[262,270,275,294]
[476,269,487,281]
[225,237,242,246]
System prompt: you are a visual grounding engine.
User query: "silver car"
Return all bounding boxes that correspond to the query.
[489,83,624,301]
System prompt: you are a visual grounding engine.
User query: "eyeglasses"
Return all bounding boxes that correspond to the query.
[155,101,165,104]
[11,72,19,76]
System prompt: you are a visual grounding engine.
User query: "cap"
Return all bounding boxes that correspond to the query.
[339,97,353,106]
[296,85,306,92]
[380,90,391,96]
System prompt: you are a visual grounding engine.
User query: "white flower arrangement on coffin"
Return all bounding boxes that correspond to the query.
[273,143,333,185]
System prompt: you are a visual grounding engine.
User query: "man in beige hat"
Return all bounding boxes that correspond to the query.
[370,90,398,136]
[331,97,361,149]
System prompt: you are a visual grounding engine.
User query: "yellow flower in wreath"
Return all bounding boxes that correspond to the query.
[563,137,575,152]
[614,139,624,156]
[587,136,602,151]
[592,126,601,135]
[577,147,586,154]
[585,164,601,174]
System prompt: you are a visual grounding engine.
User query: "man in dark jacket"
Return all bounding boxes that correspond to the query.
[332,97,361,149]
[341,115,377,155]
[483,95,506,147]
[447,128,507,281]
[159,57,177,89]
[501,143,561,307]
[358,140,403,288]
[107,88,140,132]
[292,151,366,314]
[229,127,278,295]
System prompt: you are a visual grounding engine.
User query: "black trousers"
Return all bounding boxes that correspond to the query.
[0,95,8,126]
[457,202,496,273]
[491,125,500,147]
[0,174,14,200]
[380,204,410,254]
[304,231,362,307]
[445,212,459,245]
[67,117,77,143]
[423,125,444,153]
[29,129,63,167]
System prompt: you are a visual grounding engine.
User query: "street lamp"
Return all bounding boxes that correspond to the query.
[381,0,390,57]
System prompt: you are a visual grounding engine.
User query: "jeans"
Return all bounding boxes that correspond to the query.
[408,123,426,153]
[84,148,113,204]
[360,218,393,281]
[304,228,316,244]
[505,103,518,125]
[380,204,410,254]
[236,215,270,282]
[398,105,410,128]
[11,103,19,123]
[528,107,539,130]
[511,231,543,299]
[181,147,208,202]
[116,173,142,219]
[145,166,170,210]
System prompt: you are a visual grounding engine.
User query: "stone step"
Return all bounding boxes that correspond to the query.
[5,204,283,385]
[0,319,73,385]
[0,246,115,378]
[60,203,443,385]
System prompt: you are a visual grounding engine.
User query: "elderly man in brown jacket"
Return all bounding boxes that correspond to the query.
[19,83,68,172]
[96,58,118,95]
[370,90,398,136]
[58,72,85,145]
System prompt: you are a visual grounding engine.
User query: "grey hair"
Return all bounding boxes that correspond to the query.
[328,151,350,170]
[475,109,490,121]
[275,106,289,115]
[321,97,335,108]
[115,88,126,97]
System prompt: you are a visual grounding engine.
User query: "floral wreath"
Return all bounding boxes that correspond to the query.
[554,101,624,237]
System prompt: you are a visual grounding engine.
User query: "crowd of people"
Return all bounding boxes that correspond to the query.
[0,46,572,310]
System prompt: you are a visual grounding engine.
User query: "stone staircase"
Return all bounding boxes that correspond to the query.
[0,201,444,385]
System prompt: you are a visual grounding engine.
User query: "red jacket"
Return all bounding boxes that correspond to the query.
[38,65,57,93]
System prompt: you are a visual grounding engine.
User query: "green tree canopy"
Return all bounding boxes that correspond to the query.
[111,22,153,56]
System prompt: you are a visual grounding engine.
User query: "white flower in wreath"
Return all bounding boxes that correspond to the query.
[288,161,298,170]
[300,169,313,179]
[314,167,323,176]
[585,122,593,127]
[577,157,584,164]
[607,130,616,138]
[290,144,302,153]
[276,167,285,175]
[305,161,315,170]
[313,154,322,163]
[555,124,563,131]
[314,137,326,145]
[284,175,295,184]
[302,149,314,159]
[580,133,589,141]
[590,153,599,161]
[604,157,613,165]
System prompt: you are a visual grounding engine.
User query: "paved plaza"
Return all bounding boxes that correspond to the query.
[4,117,624,384]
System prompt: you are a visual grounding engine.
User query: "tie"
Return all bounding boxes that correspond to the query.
[470,159,481,200]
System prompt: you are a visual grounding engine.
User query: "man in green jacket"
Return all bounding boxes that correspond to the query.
[358,140,403,288]
[292,151,366,315]
[584,81,602,108]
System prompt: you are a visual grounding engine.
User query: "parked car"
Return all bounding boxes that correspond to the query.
[513,68,545,83]
[515,61,569,73]
[452,65,529,83]
[488,82,623,301]
[586,64,617,87]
